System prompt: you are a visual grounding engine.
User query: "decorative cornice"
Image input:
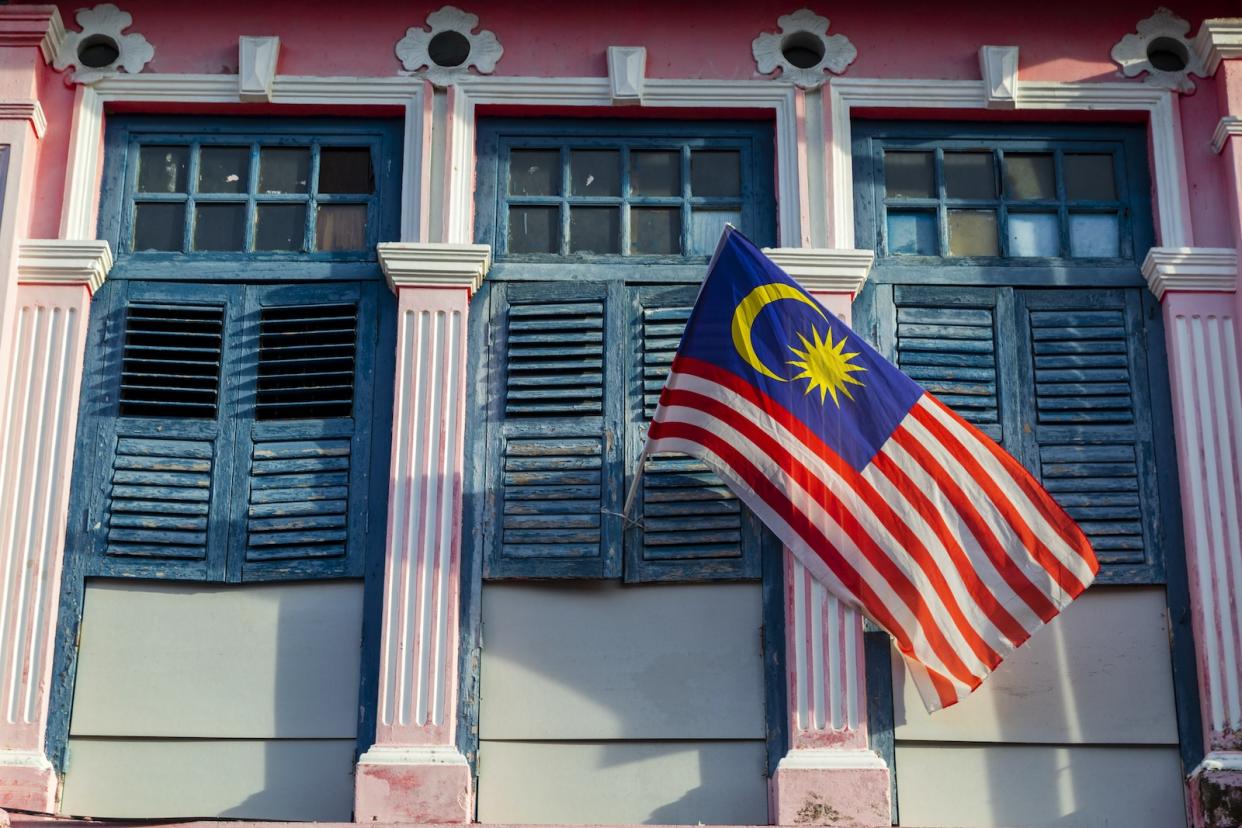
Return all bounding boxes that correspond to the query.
[17,239,114,295]
[0,102,47,139]
[776,748,889,771]
[1212,115,1242,155]
[1141,246,1237,299]
[1194,751,1242,774]
[0,5,65,65]
[1192,18,1242,77]
[377,242,491,296]
[764,247,874,295]
[358,745,469,766]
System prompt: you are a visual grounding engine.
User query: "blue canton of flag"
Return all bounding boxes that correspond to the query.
[643,226,1098,711]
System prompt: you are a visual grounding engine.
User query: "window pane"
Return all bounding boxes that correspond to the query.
[509,206,559,253]
[137,146,188,193]
[947,209,998,256]
[1007,213,1060,257]
[132,203,185,251]
[319,147,375,194]
[1064,154,1116,201]
[197,146,249,194]
[689,209,741,255]
[255,204,306,251]
[944,152,996,199]
[632,207,680,254]
[193,203,245,251]
[1069,213,1120,257]
[884,151,934,198]
[886,211,937,255]
[510,149,560,196]
[569,207,620,253]
[1004,154,1055,201]
[631,151,679,197]
[570,150,620,197]
[259,148,310,194]
[316,204,368,251]
[691,151,741,198]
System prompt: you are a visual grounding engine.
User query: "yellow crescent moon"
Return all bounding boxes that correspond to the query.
[730,283,827,382]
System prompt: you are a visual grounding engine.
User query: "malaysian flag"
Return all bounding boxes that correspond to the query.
[641,227,1098,711]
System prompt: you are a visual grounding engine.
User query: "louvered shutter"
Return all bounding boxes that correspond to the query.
[624,285,763,583]
[482,281,623,579]
[1015,289,1165,582]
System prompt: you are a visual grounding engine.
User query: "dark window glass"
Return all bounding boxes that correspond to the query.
[884,152,934,198]
[193,204,246,251]
[887,211,937,255]
[1004,154,1055,201]
[510,149,560,196]
[255,204,306,251]
[259,148,310,194]
[691,151,741,198]
[944,152,996,199]
[630,151,679,197]
[509,206,559,253]
[1064,154,1116,201]
[133,203,185,251]
[318,148,374,194]
[198,146,249,194]
[570,150,620,197]
[137,146,188,194]
[315,204,368,251]
[632,208,680,254]
[569,208,620,254]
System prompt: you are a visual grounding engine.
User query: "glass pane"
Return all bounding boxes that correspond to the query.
[316,204,368,251]
[132,203,185,251]
[1064,154,1117,201]
[632,207,680,254]
[1069,213,1120,257]
[886,211,937,255]
[259,147,310,194]
[947,209,999,256]
[570,150,620,197]
[631,151,679,197]
[884,152,934,199]
[193,203,245,251]
[569,207,620,253]
[137,146,188,193]
[689,209,741,255]
[691,151,741,198]
[510,149,560,196]
[1007,213,1060,257]
[197,146,249,194]
[509,206,559,253]
[944,152,996,199]
[1004,154,1055,201]
[255,204,306,251]
[319,147,374,194]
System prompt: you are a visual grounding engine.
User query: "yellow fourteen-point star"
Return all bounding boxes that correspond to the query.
[787,327,867,407]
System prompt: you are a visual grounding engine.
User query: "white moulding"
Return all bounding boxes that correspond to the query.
[1141,246,1238,299]
[1111,7,1206,93]
[764,247,874,295]
[395,5,502,88]
[776,748,889,771]
[979,45,1019,109]
[752,9,856,89]
[17,239,114,295]
[377,241,492,295]
[239,36,280,103]
[608,46,646,105]
[53,3,153,85]
[1211,115,1242,155]
[1192,18,1242,77]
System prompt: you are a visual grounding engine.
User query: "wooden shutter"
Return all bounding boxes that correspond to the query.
[482,281,623,579]
[624,285,763,583]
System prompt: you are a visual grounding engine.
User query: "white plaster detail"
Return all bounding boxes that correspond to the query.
[358,745,470,766]
[764,247,873,296]
[607,46,646,105]
[1212,115,1242,155]
[0,749,55,771]
[377,242,491,296]
[1196,751,1242,773]
[238,36,280,103]
[1192,18,1242,76]
[979,45,1019,108]
[17,240,114,295]
[395,6,502,88]
[776,748,888,771]
[1111,7,1206,93]
[752,9,856,89]
[0,102,47,139]
[1141,247,1238,299]
[787,554,864,736]
[53,3,154,85]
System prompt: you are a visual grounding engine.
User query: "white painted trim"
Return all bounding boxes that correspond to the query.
[0,101,46,139]
[1193,18,1242,77]
[357,744,469,766]
[979,45,1019,109]
[764,247,873,295]
[377,241,491,295]
[1212,116,1242,155]
[17,240,114,295]
[827,78,1192,249]
[445,75,802,246]
[776,748,888,771]
[1142,247,1238,299]
[0,748,56,771]
[238,36,280,103]
[1194,751,1242,774]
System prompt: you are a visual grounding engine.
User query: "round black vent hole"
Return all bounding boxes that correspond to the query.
[781,31,825,69]
[429,30,471,68]
[1147,37,1189,73]
[77,34,120,69]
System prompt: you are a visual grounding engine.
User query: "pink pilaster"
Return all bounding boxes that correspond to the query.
[0,241,111,812]
[355,242,490,823]
[762,249,890,828]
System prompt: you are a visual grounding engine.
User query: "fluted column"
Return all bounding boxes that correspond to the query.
[763,248,890,828]
[355,242,490,823]
[0,241,111,812]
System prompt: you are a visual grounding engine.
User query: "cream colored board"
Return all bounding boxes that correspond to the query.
[895,743,1185,828]
[59,738,355,820]
[893,588,1179,744]
[70,580,363,738]
[476,740,768,825]
[480,581,764,740]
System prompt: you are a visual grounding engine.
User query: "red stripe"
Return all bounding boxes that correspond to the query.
[908,403,1089,598]
[661,386,1003,671]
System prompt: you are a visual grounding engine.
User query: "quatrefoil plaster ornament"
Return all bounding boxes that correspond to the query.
[395,5,503,88]
[54,3,154,85]
[752,9,857,89]
[1111,7,1205,93]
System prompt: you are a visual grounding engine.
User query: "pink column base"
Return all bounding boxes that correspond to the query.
[0,753,55,813]
[769,762,890,828]
[354,755,471,823]
[1188,761,1242,828]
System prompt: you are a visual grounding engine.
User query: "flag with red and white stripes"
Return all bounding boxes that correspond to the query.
[642,228,1098,711]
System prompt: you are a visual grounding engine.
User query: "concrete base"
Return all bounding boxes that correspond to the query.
[769,750,890,828]
[1189,753,1242,828]
[354,746,472,823]
[0,750,57,813]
